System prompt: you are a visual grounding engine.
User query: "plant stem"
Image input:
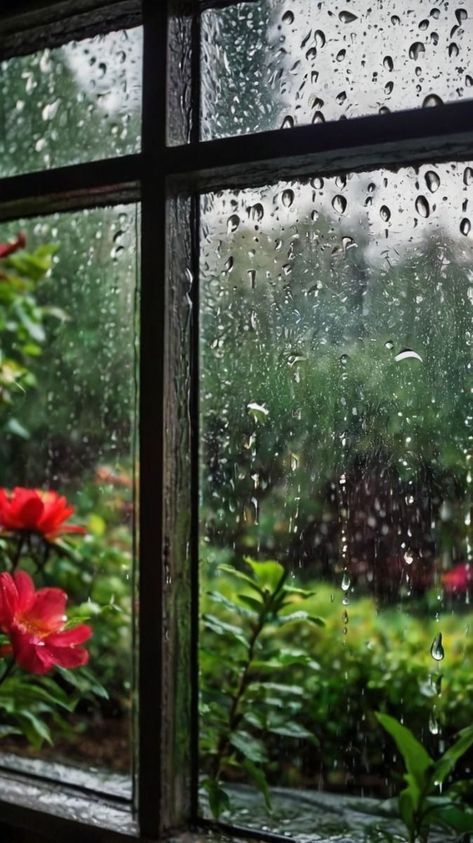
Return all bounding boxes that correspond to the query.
[212,612,266,779]
[11,536,24,572]
[0,659,15,688]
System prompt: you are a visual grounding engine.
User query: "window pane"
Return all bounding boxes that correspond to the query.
[199,164,472,837]
[0,27,142,177]
[202,0,471,139]
[0,206,138,792]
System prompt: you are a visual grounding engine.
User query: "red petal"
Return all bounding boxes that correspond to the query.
[44,644,89,670]
[13,571,35,614]
[11,488,44,531]
[27,588,67,633]
[46,625,92,647]
[0,573,18,629]
[10,629,53,675]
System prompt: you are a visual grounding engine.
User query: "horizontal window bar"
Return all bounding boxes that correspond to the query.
[0,155,141,221]
[0,101,472,217]
[165,99,473,191]
[0,768,138,842]
[0,0,140,60]
[198,0,258,10]
[0,754,131,803]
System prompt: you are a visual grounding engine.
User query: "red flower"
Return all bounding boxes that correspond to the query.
[0,487,85,541]
[0,571,91,675]
[442,563,473,593]
[0,233,26,259]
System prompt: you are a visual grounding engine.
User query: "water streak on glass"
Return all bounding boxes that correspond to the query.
[0,206,139,788]
[0,28,142,176]
[199,163,473,837]
[201,0,471,138]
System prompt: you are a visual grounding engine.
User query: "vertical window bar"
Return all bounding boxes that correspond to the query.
[139,0,167,837]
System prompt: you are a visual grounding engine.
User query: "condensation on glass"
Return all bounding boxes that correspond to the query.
[199,164,473,837]
[201,0,472,138]
[0,27,142,177]
[0,206,139,790]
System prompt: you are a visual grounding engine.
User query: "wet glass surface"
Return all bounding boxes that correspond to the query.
[199,163,473,836]
[0,27,142,176]
[0,206,139,782]
[201,0,472,139]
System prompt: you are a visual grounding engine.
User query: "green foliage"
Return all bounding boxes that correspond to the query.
[201,558,324,818]
[376,713,473,842]
[201,567,473,806]
[0,241,62,435]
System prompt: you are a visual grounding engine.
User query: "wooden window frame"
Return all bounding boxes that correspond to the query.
[0,1,472,841]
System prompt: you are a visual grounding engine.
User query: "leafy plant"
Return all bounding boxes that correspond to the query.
[376,712,473,842]
[201,558,324,819]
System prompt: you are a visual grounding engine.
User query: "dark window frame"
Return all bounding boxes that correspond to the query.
[0,1,471,841]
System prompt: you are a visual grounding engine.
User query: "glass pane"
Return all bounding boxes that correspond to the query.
[199,163,472,839]
[0,27,142,177]
[0,206,138,791]
[201,0,472,139]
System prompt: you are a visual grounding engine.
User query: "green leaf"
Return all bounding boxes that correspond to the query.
[5,418,30,439]
[230,730,268,763]
[376,713,433,789]
[267,721,318,744]
[202,777,230,820]
[432,725,473,786]
[237,593,263,612]
[242,759,271,811]
[218,564,264,595]
[276,611,325,627]
[433,805,473,833]
[245,559,286,592]
[202,613,249,647]
[207,590,254,617]
[398,787,415,833]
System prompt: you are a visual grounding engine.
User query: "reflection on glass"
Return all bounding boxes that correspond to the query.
[0,27,142,177]
[199,164,472,838]
[202,0,471,139]
[0,206,138,788]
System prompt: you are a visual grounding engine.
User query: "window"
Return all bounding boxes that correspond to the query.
[0,2,471,843]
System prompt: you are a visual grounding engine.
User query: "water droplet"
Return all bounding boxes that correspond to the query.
[395,348,423,363]
[312,110,325,124]
[282,189,295,208]
[425,171,440,193]
[341,236,356,252]
[311,176,324,189]
[224,256,234,273]
[464,167,473,185]
[449,42,459,58]
[281,115,294,129]
[336,49,346,61]
[383,56,394,71]
[332,195,347,214]
[460,217,471,236]
[409,42,426,60]
[431,7,440,20]
[342,609,349,625]
[339,11,357,23]
[456,8,467,25]
[380,205,391,222]
[341,571,351,591]
[423,93,444,107]
[384,81,394,95]
[385,340,394,350]
[419,19,430,31]
[415,195,430,218]
[429,713,440,734]
[466,74,473,87]
[391,15,400,25]
[227,214,240,233]
[430,633,445,661]
[340,353,349,366]
[314,29,326,48]
[248,269,256,289]
[282,10,294,24]
[404,549,414,565]
[248,203,264,222]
